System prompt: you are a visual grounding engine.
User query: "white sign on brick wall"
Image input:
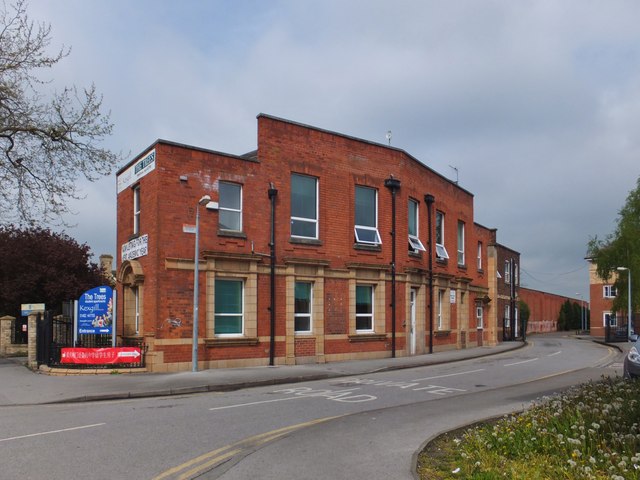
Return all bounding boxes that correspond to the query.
[121,234,149,261]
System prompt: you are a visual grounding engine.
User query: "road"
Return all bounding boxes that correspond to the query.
[0,335,622,480]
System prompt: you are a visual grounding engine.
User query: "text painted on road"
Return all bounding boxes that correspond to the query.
[334,378,467,396]
[271,387,377,403]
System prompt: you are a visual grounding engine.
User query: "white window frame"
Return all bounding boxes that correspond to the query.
[134,287,140,334]
[514,263,519,285]
[214,278,244,337]
[408,199,426,252]
[354,186,382,245]
[604,311,616,327]
[133,185,140,235]
[219,182,243,232]
[504,304,510,327]
[355,284,375,332]
[435,211,449,259]
[604,285,617,298]
[437,289,444,330]
[476,305,484,329]
[504,260,511,284]
[477,242,483,270]
[294,281,313,334]
[290,174,319,239]
[457,220,465,265]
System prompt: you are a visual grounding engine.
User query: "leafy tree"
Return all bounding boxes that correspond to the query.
[518,299,530,332]
[587,176,640,316]
[0,0,120,226]
[0,225,107,318]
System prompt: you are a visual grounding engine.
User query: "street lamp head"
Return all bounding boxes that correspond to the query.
[617,266,629,271]
[198,195,211,206]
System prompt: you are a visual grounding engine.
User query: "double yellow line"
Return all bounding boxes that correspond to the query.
[152,415,342,480]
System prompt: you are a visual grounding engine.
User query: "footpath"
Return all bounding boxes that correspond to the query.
[0,337,606,407]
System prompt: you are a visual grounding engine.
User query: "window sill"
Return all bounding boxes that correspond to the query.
[218,230,247,239]
[477,268,484,274]
[353,243,382,252]
[434,330,451,338]
[458,264,467,271]
[289,237,323,246]
[408,251,422,259]
[294,333,315,337]
[348,333,386,343]
[436,257,448,265]
[205,337,258,347]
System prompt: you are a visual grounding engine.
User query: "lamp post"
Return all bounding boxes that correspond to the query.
[617,267,632,341]
[576,293,585,332]
[193,194,211,372]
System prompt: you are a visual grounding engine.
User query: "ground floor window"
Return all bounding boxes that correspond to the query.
[603,311,616,327]
[476,304,483,329]
[215,279,244,335]
[356,285,374,332]
[437,289,444,330]
[294,282,312,333]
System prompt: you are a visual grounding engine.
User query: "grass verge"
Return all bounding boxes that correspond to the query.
[417,376,640,479]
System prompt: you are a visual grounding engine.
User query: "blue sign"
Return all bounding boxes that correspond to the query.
[78,286,114,334]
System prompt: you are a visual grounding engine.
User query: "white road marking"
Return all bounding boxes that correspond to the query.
[0,423,105,443]
[412,368,485,382]
[547,351,562,357]
[209,396,306,411]
[504,358,539,367]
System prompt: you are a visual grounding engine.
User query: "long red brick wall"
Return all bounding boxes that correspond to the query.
[519,287,576,333]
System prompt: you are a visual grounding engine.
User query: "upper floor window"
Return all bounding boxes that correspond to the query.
[505,260,511,284]
[215,279,244,335]
[219,182,242,231]
[604,285,617,298]
[477,241,483,270]
[514,263,519,286]
[457,221,465,265]
[294,282,312,333]
[354,186,381,245]
[291,174,318,239]
[355,284,374,332]
[133,185,140,235]
[408,199,426,252]
[435,211,449,259]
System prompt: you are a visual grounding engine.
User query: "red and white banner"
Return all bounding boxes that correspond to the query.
[60,347,142,365]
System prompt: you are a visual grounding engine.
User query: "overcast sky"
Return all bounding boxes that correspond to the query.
[26,0,640,301]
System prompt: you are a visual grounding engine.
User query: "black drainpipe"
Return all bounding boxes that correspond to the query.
[268,183,278,366]
[425,194,435,354]
[384,175,401,358]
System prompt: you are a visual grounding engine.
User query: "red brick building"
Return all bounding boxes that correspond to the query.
[588,260,622,338]
[488,240,522,340]
[115,114,518,372]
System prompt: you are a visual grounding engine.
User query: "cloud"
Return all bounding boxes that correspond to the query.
[22,0,640,298]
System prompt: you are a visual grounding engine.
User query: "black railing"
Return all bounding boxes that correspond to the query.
[36,309,146,368]
[605,323,629,343]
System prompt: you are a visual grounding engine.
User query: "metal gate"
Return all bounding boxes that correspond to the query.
[36,311,73,366]
[605,322,629,343]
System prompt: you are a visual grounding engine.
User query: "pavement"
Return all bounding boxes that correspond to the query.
[0,335,623,406]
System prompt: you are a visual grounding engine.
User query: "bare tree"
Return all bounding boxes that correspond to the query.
[0,0,120,226]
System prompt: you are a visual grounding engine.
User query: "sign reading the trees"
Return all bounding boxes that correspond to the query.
[78,286,114,334]
[116,149,156,193]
